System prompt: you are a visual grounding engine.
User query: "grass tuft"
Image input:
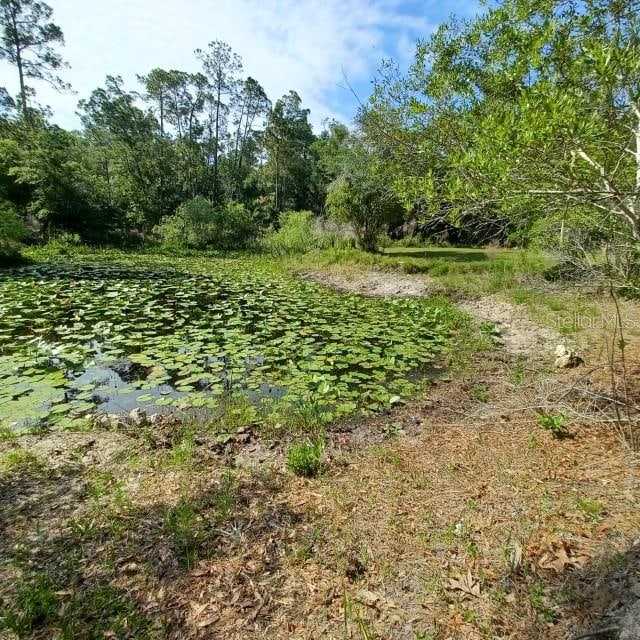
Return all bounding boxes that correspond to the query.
[287,439,325,477]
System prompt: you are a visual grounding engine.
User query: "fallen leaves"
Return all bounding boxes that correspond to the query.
[506,540,524,572]
[448,569,481,597]
[537,539,589,573]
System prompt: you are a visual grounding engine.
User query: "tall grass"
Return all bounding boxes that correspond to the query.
[260,211,354,256]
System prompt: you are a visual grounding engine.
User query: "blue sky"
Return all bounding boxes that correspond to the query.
[0,0,479,130]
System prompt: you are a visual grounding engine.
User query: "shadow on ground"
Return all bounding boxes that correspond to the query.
[383,248,491,262]
[0,459,304,638]
[521,539,640,640]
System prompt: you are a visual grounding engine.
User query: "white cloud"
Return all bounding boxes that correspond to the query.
[0,0,437,129]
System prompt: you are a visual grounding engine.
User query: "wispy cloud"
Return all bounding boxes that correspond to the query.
[0,0,462,128]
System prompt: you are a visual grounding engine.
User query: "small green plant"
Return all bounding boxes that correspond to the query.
[461,606,477,623]
[0,573,58,634]
[410,472,428,489]
[210,470,236,523]
[414,629,438,640]
[491,586,507,602]
[287,439,325,477]
[529,581,554,621]
[211,395,259,436]
[0,424,16,441]
[0,571,154,638]
[383,421,406,439]
[1,449,43,474]
[164,498,201,568]
[372,444,403,468]
[510,357,526,385]
[287,396,331,436]
[527,433,540,449]
[480,320,501,336]
[342,591,374,640]
[68,515,99,543]
[577,497,605,526]
[469,383,489,403]
[463,539,481,558]
[287,540,315,565]
[538,412,569,438]
[510,287,534,304]
[171,431,195,468]
[86,472,117,504]
[439,523,457,546]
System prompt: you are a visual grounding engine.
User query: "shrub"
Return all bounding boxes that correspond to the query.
[39,232,90,258]
[260,210,333,256]
[153,196,212,248]
[215,201,257,249]
[154,197,257,250]
[538,412,568,438]
[287,439,325,477]
[0,201,29,266]
[326,173,404,252]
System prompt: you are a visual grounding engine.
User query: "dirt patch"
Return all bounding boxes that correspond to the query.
[1,430,132,469]
[458,294,559,356]
[303,268,435,298]
[303,268,560,357]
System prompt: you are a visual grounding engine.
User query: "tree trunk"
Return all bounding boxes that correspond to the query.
[275,148,280,212]
[159,94,164,137]
[9,7,28,119]
[213,84,221,202]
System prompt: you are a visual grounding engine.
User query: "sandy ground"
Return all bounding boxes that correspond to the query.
[304,268,560,357]
[304,269,432,298]
[458,294,559,356]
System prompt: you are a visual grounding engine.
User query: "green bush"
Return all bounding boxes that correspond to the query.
[154,197,257,250]
[260,210,333,256]
[326,163,404,252]
[393,235,428,248]
[216,201,258,250]
[287,439,325,477]
[0,201,29,266]
[153,196,211,248]
[39,232,91,258]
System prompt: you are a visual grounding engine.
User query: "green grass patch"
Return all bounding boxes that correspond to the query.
[1,449,45,475]
[0,572,157,638]
[287,439,325,477]
[294,245,551,295]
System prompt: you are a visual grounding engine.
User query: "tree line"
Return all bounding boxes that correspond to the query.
[1,0,397,259]
[2,0,639,283]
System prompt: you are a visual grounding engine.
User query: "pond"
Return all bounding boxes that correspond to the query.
[0,254,457,430]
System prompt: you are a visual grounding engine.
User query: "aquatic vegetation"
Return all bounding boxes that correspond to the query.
[0,254,456,430]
